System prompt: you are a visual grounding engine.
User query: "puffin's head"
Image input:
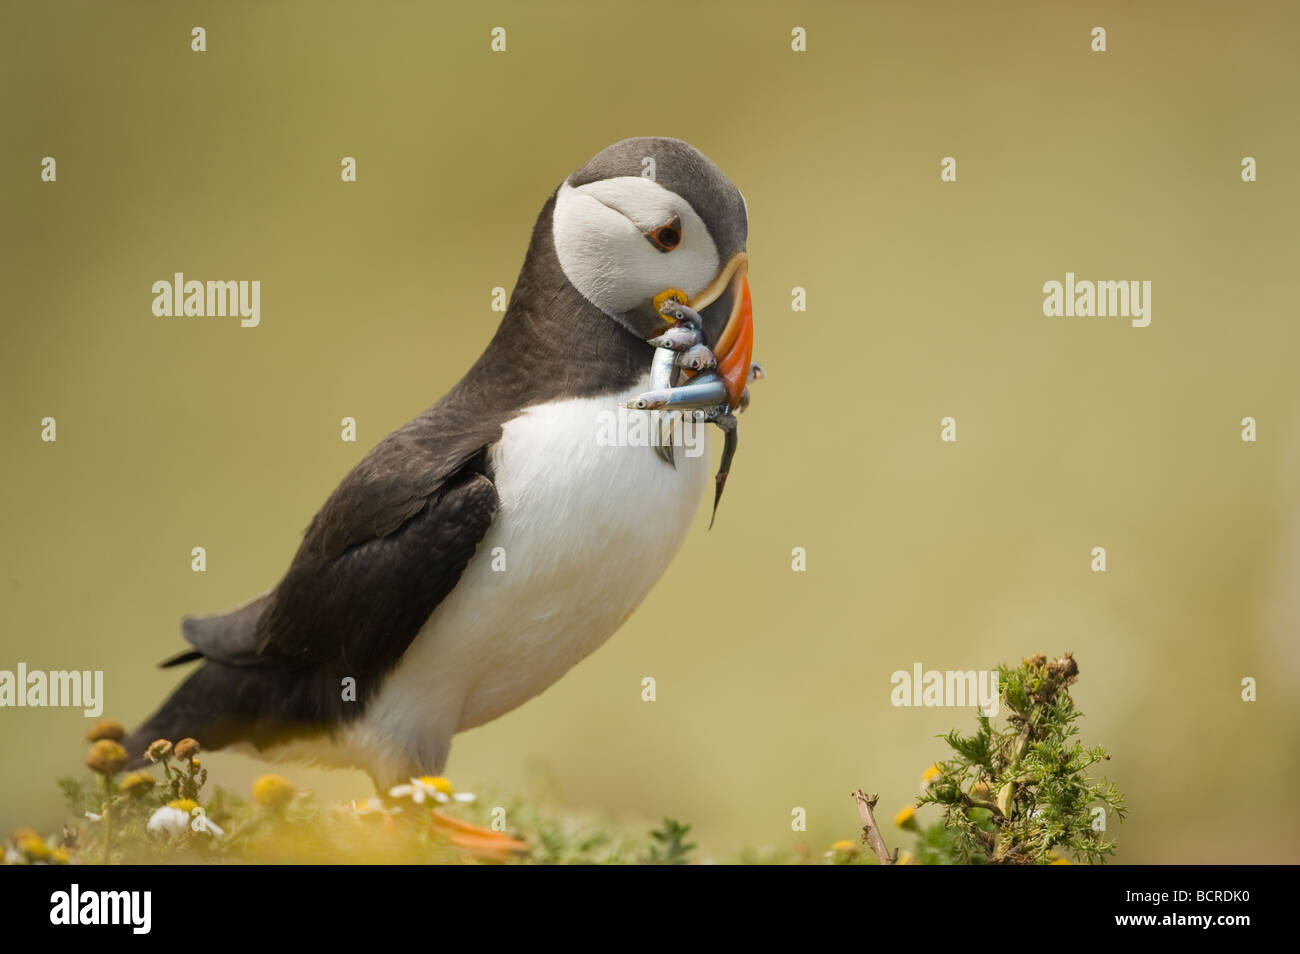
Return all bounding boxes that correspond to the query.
[553,137,753,405]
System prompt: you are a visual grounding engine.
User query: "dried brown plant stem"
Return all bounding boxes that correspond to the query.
[852,790,896,865]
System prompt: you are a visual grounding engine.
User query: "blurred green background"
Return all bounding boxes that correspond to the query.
[3,0,1298,862]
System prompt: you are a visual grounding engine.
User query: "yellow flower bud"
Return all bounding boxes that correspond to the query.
[19,835,50,861]
[85,739,128,776]
[146,739,172,762]
[252,774,296,811]
[119,771,156,797]
[84,719,125,742]
[10,826,40,844]
[893,805,919,831]
[173,738,200,761]
[415,775,454,796]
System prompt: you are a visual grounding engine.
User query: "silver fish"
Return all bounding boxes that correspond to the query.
[622,371,729,411]
[676,343,717,371]
[647,324,703,352]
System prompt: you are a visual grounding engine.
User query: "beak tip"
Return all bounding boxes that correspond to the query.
[718,274,753,408]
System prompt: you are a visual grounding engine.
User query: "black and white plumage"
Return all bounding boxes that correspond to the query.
[123,138,753,786]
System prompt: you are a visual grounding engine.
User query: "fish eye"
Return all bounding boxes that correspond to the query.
[645,216,682,252]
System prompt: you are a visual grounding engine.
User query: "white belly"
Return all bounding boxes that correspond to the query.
[339,378,711,779]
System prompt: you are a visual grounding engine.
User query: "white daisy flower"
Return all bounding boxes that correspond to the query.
[146,800,223,838]
[146,806,191,837]
[387,775,475,805]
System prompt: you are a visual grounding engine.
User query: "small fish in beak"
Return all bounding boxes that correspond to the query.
[622,370,730,411]
[647,324,702,352]
[677,344,717,372]
[622,276,763,528]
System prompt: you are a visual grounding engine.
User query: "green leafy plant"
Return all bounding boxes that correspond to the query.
[642,817,697,865]
[908,653,1124,864]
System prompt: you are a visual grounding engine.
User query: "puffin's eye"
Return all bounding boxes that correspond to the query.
[645,216,682,252]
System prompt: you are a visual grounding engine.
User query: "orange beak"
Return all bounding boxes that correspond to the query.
[689,252,753,409]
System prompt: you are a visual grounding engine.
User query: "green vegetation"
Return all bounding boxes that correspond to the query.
[4,653,1120,865]
[838,653,1126,865]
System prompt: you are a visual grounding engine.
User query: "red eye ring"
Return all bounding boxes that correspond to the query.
[645,216,682,252]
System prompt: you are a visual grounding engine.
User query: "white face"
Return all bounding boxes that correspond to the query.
[552,176,721,316]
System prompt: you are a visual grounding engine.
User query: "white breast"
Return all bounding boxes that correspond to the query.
[339,377,710,780]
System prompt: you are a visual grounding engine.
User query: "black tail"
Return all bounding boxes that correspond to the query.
[121,658,339,769]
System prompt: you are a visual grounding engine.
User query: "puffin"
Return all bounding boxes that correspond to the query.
[122,137,755,796]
